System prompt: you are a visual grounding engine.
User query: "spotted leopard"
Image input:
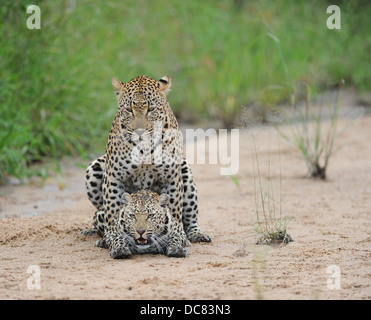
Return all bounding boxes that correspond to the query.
[95,190,190,259]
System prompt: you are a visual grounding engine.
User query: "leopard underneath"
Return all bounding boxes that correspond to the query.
[95,190,190,259]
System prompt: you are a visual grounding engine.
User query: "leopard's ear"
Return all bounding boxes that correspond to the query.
[159,193,170,208]
[158,75,171,96]
[112,78,124,99]
[121,193,132,206]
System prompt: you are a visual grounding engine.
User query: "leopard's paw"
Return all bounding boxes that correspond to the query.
[187,232,211,243]
[110,247,132,259]
[166,245,188,258]
[94,239,108,249]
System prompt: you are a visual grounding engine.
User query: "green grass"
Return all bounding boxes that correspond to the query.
[0,0,370,182]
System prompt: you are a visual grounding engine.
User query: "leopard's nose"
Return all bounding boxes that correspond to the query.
[134,128,146,137]
[136,228,145,235]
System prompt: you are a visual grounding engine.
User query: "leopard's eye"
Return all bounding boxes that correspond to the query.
[147,213,155,219]
[119,101,132,113]
[148,102,156,112]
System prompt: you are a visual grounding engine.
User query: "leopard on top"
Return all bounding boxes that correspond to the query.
[97,190,190,259]
[84,75,211,245]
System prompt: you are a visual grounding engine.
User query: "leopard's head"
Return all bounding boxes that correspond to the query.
[119,190,171,247]
[112,75,172,141]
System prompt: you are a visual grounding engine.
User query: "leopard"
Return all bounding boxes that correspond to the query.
[83,75,211,245]
[95,190,190,259]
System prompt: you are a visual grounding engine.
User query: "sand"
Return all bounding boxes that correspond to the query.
[0,111,370,300]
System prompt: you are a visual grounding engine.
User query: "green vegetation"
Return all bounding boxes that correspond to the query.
[1,0,370,182]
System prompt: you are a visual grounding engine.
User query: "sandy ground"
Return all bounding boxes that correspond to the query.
[0,111,370,300]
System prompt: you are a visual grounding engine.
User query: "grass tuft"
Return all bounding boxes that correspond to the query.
[281,80,344,180]
[250,128,293,245]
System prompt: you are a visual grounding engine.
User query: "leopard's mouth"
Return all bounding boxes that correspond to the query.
[135,237,151,246]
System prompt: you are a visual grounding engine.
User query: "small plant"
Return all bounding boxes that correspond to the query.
[282,81,344,180]
[230,174,240,188]
[250,130,293,245]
